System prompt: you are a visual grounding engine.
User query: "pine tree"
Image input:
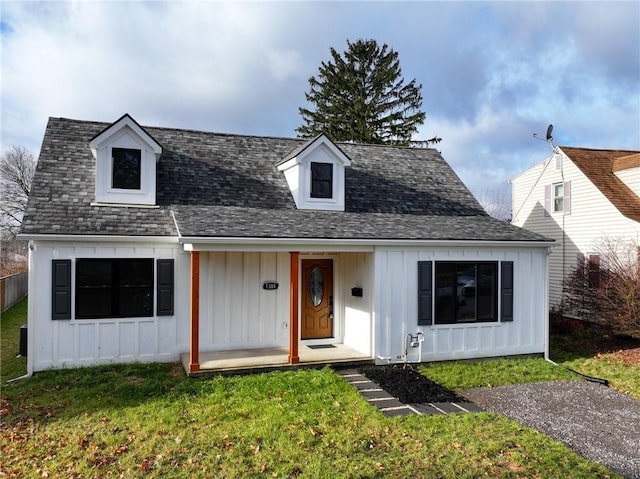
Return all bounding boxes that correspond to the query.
[297,39,426,146]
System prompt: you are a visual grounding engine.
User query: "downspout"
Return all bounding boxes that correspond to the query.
[7,240,35,383]
[544,246,552,364]
[544,248,609,386]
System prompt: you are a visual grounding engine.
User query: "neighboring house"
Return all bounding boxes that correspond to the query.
[20,114,553,375]
[511,146,640,309]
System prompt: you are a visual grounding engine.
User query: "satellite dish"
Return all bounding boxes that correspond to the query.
[546,124,553,141]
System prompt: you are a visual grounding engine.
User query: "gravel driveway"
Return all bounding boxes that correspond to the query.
[462,380,640,479]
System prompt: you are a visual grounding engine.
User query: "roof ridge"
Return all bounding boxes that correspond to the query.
[560,145,640,155]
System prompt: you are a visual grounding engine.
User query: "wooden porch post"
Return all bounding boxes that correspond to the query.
[289,251,300,364]
[189,251,200,373]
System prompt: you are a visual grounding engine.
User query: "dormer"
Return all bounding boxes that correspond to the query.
[612,153,640,196]
[89,114,162,206]
[278,134,351,211]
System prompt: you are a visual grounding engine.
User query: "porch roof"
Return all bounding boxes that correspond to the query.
[173,206,550,242]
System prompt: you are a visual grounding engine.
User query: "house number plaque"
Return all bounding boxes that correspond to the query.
[262,281,279,290]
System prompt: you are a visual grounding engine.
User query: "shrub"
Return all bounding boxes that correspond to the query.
[562,238,640,338]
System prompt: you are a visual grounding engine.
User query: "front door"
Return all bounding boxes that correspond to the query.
[301,259,334,339]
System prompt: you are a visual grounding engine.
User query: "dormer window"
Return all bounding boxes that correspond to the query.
[310,162,333,199]
[112,148,142,190]
[278,134,351,211]
[89,114,162,206]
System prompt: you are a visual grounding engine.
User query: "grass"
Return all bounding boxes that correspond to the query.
[419,357,576,391]
[550,331,640,398]
[0,297,27,383]
[0,299,624,478]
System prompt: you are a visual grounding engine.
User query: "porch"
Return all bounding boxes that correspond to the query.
[180,344,373,376]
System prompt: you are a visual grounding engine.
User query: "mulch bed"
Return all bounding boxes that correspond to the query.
[360,365,465,404]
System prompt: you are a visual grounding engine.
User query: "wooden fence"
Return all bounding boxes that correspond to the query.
[1,271,28,313]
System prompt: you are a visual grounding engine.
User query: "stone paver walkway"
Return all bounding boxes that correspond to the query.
[337,368,484,417]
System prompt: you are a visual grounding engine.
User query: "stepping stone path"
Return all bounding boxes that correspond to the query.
[337,368,484,417]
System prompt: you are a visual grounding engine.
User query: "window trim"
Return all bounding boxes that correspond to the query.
[545,181,571,216]
[418,260,514,326]
[553,182,564,213]
[111,147,142,191]
[309,161,334,200]
[75,258,154,320]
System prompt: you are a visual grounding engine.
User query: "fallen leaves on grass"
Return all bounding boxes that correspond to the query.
[602,347,640,365]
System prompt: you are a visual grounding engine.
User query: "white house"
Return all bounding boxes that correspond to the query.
[511,146,640,308]
[21,114,553,375]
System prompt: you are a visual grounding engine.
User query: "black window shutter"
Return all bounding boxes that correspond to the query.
[418,261,433,325]
[501,261,514,322]
[157,259,174,316]
[52,260,71,320]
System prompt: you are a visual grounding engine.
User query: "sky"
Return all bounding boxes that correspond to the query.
[1,0,639,210]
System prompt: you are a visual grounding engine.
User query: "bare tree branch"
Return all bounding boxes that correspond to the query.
[562,237,640,338]
[0,145,36,239]
[476,184,511,221]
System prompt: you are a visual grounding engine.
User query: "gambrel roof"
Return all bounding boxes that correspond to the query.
[21,117,550,242]
[560,146,640,223]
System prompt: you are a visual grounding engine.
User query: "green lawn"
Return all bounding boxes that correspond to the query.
[0,297,27,383]
[550,331,640,399]
[0,299,623,478]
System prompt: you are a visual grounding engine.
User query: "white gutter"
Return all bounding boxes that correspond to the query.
[18,234,180,244]
[179,236,556,251]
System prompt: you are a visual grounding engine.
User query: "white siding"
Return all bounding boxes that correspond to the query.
[342,252,373,356]
[511,151,640,306]
[201,251,291,350]
[615,166,640,195]
[200,251,374,354]
[374,246,548,363]
[28,241,188,372]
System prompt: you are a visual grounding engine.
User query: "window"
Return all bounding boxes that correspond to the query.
[553,183,564,212]
[587,254,601,289]
[76,259,153,319]
[418,261,513,325]
[310,162,333,198]
[112,148,141,190]
[435,262,497,324]
[545,181,571,216]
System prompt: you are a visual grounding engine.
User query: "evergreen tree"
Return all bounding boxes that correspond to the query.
[297,39,427,146]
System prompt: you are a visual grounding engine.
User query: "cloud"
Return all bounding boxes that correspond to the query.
[1,0,638,211]
[1,1,308,149]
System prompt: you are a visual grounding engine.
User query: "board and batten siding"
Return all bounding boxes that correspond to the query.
[342,252,373,356]
[200,251,291,350]
[28,242,189,372]
[373,246,548,363]
[198,251,374,356]
[511,151,640,307]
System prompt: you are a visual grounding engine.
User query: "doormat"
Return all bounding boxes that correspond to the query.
[307,344,337,349]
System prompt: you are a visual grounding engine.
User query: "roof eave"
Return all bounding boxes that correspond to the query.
[179,236,555,252]
[19,233,180,244]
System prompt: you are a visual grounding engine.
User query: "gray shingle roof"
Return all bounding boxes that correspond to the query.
[21,117,551,243]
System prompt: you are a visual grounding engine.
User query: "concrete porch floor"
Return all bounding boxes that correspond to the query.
[180,344,373,376]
